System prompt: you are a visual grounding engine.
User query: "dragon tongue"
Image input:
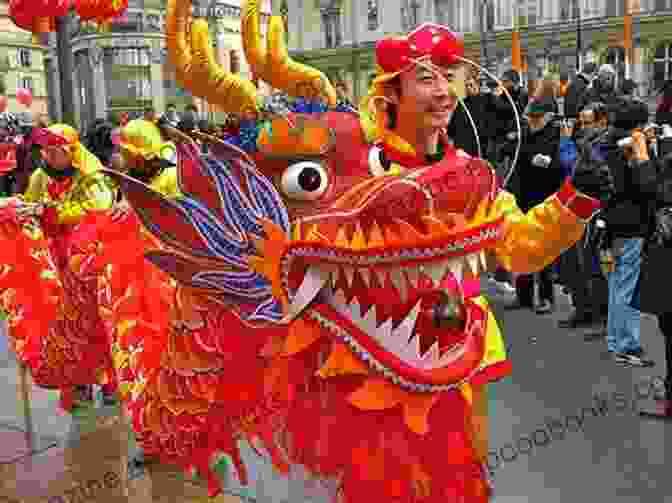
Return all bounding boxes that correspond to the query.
[281,266,331,323]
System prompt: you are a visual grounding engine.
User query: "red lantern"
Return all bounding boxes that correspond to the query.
[74,0,128,26]
[0,97,8,114]
[9,0,69,34]
[16,88,33,108]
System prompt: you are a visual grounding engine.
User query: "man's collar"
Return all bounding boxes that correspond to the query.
[378,130,455,168]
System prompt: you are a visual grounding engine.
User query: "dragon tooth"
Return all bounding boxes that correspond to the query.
[389,269,407,303]
[368,221,385,247]
[335,226,349,247]
[332,289,348,311]
[358,305,378,332]
[394,299,422,342]
[281,267,331,323]
[466,254,479,275]
[342,266,355,288]
[359,268,371,287]
[479,251,488,272]
[421,341,441,368]
[405,268,420,289]
[402,334,422,363]
[350,223,366,250]
[372,267,386,287]
[376,318,394,339]
[447,259,464,283]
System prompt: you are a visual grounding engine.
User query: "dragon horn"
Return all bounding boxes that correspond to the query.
[167,0,259,115]
[241,0,337,107]
[190,18,259,114]
[165,0,196,91]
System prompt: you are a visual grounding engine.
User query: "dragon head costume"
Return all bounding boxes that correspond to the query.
[92,0,600,501]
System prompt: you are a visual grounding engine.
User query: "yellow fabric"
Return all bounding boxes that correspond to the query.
[149,166,180,198]
[471,189,586,275]
[120,119,175,162]
[473,295,507,366]
[22,168,115,225]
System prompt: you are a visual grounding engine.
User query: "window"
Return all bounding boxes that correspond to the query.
[19,76,33,93]
[321,8,341,49]
[18,48,31,68]
[368,0,379,30]
[403,0,422,30]
[654,44,672,91]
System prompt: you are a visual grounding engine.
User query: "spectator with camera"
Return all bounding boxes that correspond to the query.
[601,99,659,366]
[506,96,565,314]
[556,102,611,328]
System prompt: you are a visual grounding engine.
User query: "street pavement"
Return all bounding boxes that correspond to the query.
[0,280,670,502]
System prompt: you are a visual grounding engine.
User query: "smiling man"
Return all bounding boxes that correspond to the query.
[359,23,615,491]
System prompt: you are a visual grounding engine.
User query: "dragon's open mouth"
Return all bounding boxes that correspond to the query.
[281,218,503,391]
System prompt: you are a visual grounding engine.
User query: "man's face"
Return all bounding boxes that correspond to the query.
[42,145,72,169]
[393,63,464,131]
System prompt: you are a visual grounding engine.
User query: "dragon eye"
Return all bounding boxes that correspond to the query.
[281,162,328,201]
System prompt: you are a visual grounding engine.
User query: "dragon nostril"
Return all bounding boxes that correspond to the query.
[433,290,466,330]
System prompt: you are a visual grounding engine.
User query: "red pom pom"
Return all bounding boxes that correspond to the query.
[431,33,464,67]
[375,37,411,74]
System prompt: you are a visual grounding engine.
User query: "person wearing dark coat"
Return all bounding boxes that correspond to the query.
[447,76,512,162]
[506,97,565,314]
[601,99,658,367]
[564,62,596,118]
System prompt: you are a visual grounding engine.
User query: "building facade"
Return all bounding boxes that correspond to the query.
[46,0,271,130]
[286,0,672,104]
[0,1,50,117]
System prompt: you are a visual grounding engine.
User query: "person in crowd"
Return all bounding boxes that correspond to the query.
[0,124,117,408]
[584,64,621,123]
[162,102,180,128]
[557,102,611,328]
[143,107,157,123]
[183,103,199,124]
[565,62,597,118]
[82,118,116,167]
[655,80,672,126]
[530,77,559,115]
[619,78,637,99]
[491,69,528,186]
[506,97,565,314]
[448,75,508,161]
[602,99,657,366]
[112,118,180,200]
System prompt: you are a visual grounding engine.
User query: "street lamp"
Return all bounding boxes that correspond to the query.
[574,0,582,72]
[479,0,490,88]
